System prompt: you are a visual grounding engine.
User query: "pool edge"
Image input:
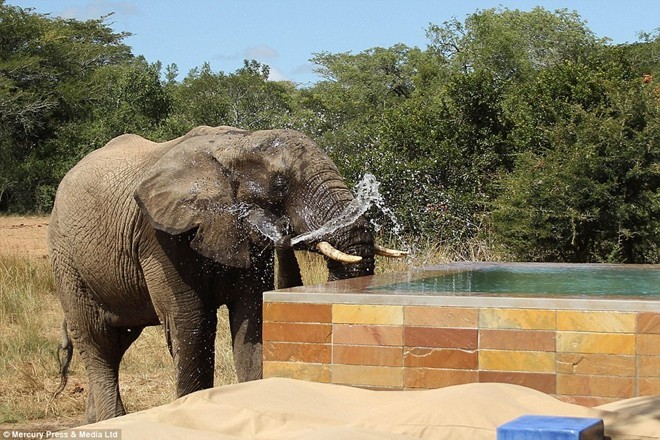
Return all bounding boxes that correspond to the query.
[263,290,660,311]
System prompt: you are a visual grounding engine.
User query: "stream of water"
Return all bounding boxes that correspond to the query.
[290,173,383,245]
[243,173,405,248]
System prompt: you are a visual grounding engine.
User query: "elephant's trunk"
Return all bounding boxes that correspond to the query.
[325,217,375,281]
[290,168,376,281]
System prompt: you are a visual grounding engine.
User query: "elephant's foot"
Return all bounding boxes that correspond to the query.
[85,379,126,423]
[233,341,263,382]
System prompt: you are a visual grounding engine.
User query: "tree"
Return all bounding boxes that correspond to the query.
[426,7,602,82]
[302,7,658,262]
[492,57,659,263]
[0,3,134,211]
[162,60,294,137]
[51,58,172,179]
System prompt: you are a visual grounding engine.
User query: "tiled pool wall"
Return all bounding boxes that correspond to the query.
[262,266,660,406]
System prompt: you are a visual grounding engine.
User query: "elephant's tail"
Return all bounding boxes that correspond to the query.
[53,319,73,398]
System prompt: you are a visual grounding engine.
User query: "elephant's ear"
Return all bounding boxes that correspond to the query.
[134,144,251,268]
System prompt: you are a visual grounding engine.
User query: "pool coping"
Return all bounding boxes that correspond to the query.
[264,262,660,312]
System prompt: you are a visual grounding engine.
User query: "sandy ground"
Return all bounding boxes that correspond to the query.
[0,215,50,258]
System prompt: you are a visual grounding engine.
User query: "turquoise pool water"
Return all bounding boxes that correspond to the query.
[375,265,660,297]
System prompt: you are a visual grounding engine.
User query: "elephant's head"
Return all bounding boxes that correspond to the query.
[134,127,403,283]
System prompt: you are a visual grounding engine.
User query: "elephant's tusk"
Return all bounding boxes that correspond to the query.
[374,244,409,258]
[316,241,363,263]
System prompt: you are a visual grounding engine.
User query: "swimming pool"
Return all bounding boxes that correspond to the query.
[263,262,660,406]
[372,263,660,297]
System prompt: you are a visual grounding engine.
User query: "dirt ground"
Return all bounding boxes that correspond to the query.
[0,215,50,258]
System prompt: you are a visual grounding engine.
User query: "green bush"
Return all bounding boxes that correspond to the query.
[492,74,659,263]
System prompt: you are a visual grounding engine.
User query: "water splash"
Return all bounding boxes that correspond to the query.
[241,205,289,244]
[291,173,400,245]
[367,183,404,239]
[240,173,406,251]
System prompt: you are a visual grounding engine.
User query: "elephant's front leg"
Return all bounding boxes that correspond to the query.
[228,292,263,382]
[142,235,220,397]
[227,261,273,382]
[164,308,218,397]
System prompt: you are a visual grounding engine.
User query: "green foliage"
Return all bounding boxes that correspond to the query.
[493,76,659,263]
[163,59,294,136]
[48,58,173,184]
[0,3,134,211]
[1,4,657,262]
[304,7,658,262]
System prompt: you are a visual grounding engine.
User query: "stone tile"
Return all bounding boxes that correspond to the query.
[638,355,660,377]
[557,311,636,333]
[638,377,660,396]
[404,347,478,369]
[557,332,635,355]
[405,368,478,389]
[638,334,660,355]
[404,327,478,349]
[262,322,332,343]
[479,350,555,373]
[333,324,403,346]
[479,329,555,352]
[332,365,403,388]
[556,353,635,377]
[557,374,635,398]
[263,341,331,364]
[333,345,403,367]
[479,308,555,330]
[263,302,332,323]
[263,361,331,382]
[333,304,404,325]
[405,306,478,328]
[478,371,556,394]
[637,312,660,334]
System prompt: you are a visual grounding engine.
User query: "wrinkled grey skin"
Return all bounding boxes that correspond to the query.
[48,126,375,422]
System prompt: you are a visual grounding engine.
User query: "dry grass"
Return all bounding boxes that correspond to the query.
[0,252,241,428]
[0,253,81,425]
[118,306,238,414]
[0,215,496,430]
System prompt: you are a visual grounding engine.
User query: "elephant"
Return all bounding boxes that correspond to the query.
[48,126,404,422]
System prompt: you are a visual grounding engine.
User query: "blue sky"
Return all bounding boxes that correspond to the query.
[9,1,660,85]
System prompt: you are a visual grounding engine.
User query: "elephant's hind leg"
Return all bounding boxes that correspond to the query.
[75,324,143,422]
[54,263,142,422]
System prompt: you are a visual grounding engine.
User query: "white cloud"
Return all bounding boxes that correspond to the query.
[267,66,289,82]
[244,45,279,60]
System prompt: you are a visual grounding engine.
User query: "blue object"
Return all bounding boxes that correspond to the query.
[497,415,604,440]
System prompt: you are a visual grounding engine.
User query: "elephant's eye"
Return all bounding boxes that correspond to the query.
[272,174,289,198]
